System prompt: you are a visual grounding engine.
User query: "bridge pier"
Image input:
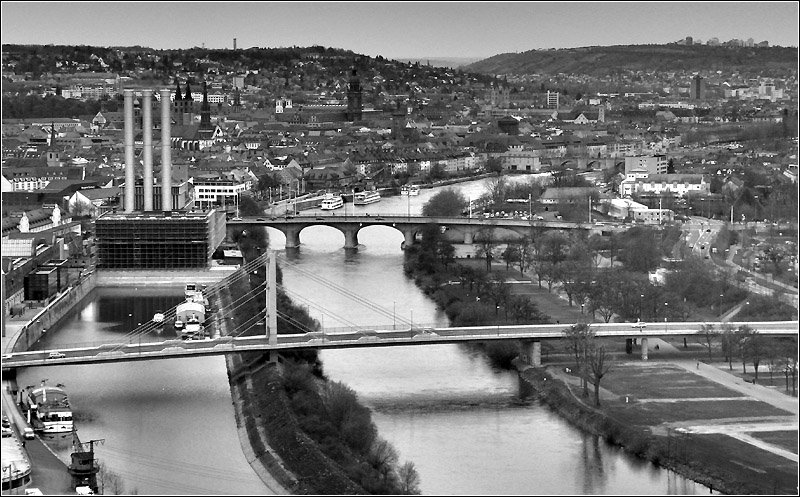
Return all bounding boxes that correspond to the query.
[464,231,473,244]
[640,337,649,361]
[519,340,542,367]
[343,228,359,249]
[401,229,415,249]
[284,227,301,248]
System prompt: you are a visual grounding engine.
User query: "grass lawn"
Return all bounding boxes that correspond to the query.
[748,430,799,454]
[600,363,746,399]
[684,433,799,495]
[619,398,791,424]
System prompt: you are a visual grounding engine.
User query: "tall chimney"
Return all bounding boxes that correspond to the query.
[123,89,135,212]
[160,88,172,212]
[142,89,154,211]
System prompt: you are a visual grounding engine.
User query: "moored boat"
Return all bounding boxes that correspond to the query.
[353,190,381,205]
[401,184,419,196]
[24,381,73,434]
[320,194,344,210]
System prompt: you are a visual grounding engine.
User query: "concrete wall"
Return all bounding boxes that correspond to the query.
[12,272,97,352]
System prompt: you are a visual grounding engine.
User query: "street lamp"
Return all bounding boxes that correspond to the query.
[664,302,668,323]
[640,294,645,320]
[410,308,413,330]
[393,301,396,330]
[719,294,724,317]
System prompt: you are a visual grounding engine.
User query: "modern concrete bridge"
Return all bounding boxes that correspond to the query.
[3,320,796,370]
[227,214,617,249]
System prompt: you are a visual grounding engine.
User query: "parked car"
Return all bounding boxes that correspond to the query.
[47,351,66,359]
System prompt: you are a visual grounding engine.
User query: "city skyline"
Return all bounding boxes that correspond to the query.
[1,1,798,60]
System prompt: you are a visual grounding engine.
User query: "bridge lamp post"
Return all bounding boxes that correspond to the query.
[128,313,133,344]
[664,302,668,323]
[137,322,142,355]
[718,294,724,317]
[393,301,396,330]
[410,308,413,330]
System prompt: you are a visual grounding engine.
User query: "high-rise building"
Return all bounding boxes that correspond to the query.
[690,75,705,100]
[546,90,559,109]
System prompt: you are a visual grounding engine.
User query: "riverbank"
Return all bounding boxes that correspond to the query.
[517,361,797,494]
[400,231,797,494]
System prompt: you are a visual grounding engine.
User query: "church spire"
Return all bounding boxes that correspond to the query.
[49,122,56,148]
[184,81,192,101]
[174,78,183,101]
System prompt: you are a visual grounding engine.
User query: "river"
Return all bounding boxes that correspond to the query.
[17,177,713,494]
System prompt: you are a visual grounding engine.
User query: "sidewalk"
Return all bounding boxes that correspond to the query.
[2,309,76,495]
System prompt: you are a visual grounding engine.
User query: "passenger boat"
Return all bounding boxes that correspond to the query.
[353,190,381,205]
[401,184,420,196]
[320,194,344,210]
[24,381,73,434]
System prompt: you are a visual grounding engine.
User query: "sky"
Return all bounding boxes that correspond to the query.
[1,1,798,60]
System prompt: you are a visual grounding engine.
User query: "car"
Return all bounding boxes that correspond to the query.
[256,218,266,221]
[535,216,545,220]
[2,416,10,428]
[23,427,35,440]
[25,489,43,496]
[1,426,12,438]
[47,351,66,359]
[706,228,711,232]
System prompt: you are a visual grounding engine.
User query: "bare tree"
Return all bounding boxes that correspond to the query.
[96,461,126,495]
[737,325,755,375]
[563,323,594,396]
[588,344,613,407]
[475,227,497,272]
[397,461,421,495]
[720,324,736,370]
[696,323,719,362]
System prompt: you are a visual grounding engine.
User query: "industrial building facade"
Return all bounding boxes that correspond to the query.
[95,210,226,269]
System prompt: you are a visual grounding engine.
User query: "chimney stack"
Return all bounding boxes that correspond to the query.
[123,89,135,212]
[160,88,173,212]
[142,89,154,211]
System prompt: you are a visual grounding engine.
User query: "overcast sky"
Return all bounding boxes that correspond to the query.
[2,2,798,59]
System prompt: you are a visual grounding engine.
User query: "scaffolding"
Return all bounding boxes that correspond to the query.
[95,210,225,269]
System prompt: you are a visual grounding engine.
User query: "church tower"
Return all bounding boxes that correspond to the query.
[346,68,363,122]
[200,81,211,130]
[45,122,61,167]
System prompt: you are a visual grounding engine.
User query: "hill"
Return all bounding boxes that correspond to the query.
[465,44,799,77]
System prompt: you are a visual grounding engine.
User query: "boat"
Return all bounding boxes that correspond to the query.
[1,425,32,492]
[353,190,381,205]
[401,184,420,196]
[184,283,200,300]
[320,194,344,210]
[24,381,73,434]
[181,320,204,340]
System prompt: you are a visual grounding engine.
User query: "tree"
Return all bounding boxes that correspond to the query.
[421,188,467,217]
[501,243,519,271]
[745,330,766,382]
[588,344,613,407]
[397,461,421,494]
[485,156,503,174]
[696,323,719,362]
[563,323,594,396]
[720,324,736,370]
[475,227,497,272]
[736,325,755,374]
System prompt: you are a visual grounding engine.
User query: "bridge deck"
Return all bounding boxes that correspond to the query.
[3,321,796,369]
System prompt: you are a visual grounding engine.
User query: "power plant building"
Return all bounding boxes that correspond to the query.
[95,209,226,269]
[94,86,226,269]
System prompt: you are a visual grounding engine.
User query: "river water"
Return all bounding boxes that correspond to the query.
[17,177,712,495]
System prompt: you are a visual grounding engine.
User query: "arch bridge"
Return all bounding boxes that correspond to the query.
[228,214,613,249]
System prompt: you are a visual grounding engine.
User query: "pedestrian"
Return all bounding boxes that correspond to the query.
[696,360,699,369]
